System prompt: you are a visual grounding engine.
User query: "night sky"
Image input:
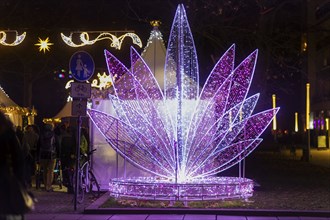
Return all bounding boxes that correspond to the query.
[0,0,304,129]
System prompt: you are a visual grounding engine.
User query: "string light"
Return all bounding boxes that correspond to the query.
[60,31,142,49]
[0,30,26,46]
[91,72,114,90]
[0,86,29,115]
[89,4,279,201]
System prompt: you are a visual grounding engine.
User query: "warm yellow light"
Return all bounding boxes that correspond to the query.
[91,72,113,90]
[0,31,26,46]
[35,37,53,53]
[61,32,142,50]
[326,118,329,131]
[301,33,307,52]
[272,94,277,130]
[302,42,307,52]
[295,112,298,132]
[150,20,161,27]
[306,83,310,130]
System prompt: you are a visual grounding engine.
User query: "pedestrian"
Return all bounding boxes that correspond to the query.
[38,123,59,192]
[60,125,76,193]
[15,125,24,144]
[22,125,39,188]
[0,112,35,219]
[80,126,89,158]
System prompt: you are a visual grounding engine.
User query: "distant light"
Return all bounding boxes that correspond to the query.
[58,73,65,78]
[306,83,310,130]
[295,112,298,132]
[35,37,53,53]
[272,94,277,130]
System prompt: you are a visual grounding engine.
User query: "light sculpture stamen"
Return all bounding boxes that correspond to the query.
[88,4,279,201]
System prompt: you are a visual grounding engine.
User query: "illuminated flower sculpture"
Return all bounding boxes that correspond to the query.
[88,4,279,201]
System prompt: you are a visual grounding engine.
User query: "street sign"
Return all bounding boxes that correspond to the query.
[71,82,91,98]
[71,99,87,116]
[69,51,95,82]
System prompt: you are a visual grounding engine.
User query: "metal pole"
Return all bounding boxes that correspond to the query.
[74,116,82,210]
[304,83,310,162]
[307,129,310,161]
[116,120,118,178]
[239,110,242,178]
[272,94,277,142]
[243,121,246,179]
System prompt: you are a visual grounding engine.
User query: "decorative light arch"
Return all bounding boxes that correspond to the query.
[0,30,26,46]
[61,31,142,49]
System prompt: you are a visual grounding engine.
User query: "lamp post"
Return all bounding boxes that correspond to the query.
[295,112,299,132]
[272,94,277,142]
[304,83,310,161]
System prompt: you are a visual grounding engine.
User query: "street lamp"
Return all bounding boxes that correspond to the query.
[295,112,299,132]
[304,83,310,161]
[272,94,277,141]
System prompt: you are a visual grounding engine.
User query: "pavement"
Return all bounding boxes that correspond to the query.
[25,148,330,220]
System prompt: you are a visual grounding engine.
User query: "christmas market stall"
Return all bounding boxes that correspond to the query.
[0,85,36,127]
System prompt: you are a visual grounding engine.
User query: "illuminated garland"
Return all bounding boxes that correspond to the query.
[61,32,142,49]
[0,86,29,115]
[141,20,166,57]
[88,4,279,201]
[91,72,114,90]
[0,31,26,46]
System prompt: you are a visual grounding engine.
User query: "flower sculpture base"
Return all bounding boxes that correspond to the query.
[109,177,254,201]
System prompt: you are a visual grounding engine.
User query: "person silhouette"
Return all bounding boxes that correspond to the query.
[75,54,84,77]
[83,64,90,78]
[0,112,33,219]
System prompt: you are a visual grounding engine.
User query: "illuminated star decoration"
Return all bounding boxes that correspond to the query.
[88,4,279,201]
[35,37,53,53]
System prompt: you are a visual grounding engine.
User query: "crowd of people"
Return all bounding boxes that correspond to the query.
[0,112,89,219]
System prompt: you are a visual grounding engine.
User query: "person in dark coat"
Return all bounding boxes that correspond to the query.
[22,125,39,187]
[0,112,26,219]
[38,123,59,192]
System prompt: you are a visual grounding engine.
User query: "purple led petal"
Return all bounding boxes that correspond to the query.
[198,139,262,178]
[164,4,199,100]
[104,49,130,83]
[185,94,260,175]
[88,109,173,177]
[200,44,235,100]
[189,108,279,177]
[183,75,233,168]
[109,95,175,168]
[225,50,258,112]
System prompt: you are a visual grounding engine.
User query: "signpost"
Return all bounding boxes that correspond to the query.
[70,51,94,210]
[71,82,91,99]
[70,51,95,82]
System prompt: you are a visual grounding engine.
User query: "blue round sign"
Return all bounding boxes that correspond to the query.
[69,51,95,82]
